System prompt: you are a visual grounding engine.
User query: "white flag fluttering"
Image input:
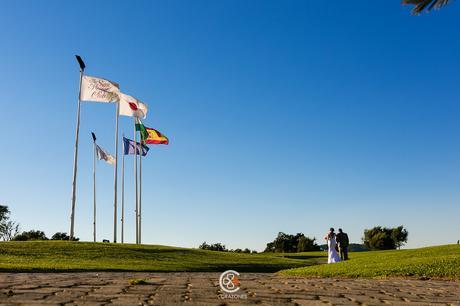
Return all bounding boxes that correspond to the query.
[96,144,115,165]
[119,92,148,118]
[80,75,120,103]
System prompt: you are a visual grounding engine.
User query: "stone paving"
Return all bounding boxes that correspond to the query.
[0,272,458,305]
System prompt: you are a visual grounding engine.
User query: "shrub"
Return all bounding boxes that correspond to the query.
[12,230,48,241]
[51,232,79,241]
[265,232,320,253]
[199,242,227,252]
[363,226,408,250]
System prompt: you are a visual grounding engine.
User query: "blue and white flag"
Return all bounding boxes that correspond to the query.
[122,137,149,156]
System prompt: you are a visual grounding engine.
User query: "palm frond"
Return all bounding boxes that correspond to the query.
[402,0,451,14]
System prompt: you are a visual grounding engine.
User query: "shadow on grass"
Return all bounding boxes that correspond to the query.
[0,261,318,274]
[281,255,325,260]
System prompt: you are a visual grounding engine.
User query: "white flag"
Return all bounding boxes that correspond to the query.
[119,92,148,118]
[80,75,120,103]
[96,144,115,165]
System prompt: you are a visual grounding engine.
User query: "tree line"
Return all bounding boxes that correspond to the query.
[3,204,408,249]
[199,242,258,253]
[200,226,408,253]
[1,204,78,241]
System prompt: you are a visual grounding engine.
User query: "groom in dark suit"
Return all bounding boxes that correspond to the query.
[336,228,349,261]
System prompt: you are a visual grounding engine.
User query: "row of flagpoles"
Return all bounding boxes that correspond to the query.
[70,55,168,244]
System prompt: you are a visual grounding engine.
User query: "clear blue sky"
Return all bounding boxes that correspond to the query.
[0,1,459,250]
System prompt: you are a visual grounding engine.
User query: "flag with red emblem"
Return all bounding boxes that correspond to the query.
[119,92,148,118]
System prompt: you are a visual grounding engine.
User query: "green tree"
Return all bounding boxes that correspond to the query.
[199,241,210,250]
[403,0,451,14]
[273,232,289,252]
[297,235,321,252]
[363,226,409,250]
[51,232,80,241]
[0,205,8,222]
[0,205,20,241]
[1,221,20,241]
[12,230,48,241]
[264,242,275,252]
[265,232,320,253]
[51,232,69,240]
[391,226,409,249]
[198,242,227,252]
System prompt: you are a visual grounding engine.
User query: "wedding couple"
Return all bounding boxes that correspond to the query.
[324,227,349,264]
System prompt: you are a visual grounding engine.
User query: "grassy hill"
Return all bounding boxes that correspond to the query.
[279,244,460,279]
[0,241,324,272]
[1,241,458,278]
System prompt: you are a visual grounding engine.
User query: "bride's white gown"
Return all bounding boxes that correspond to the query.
[328,237,341,263]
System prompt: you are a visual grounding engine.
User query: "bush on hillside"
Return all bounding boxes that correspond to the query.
[199,242,227,252]
[363,226,408,250]
[265,232,320,253]
[12,230,48,241]
[199,242,257,253]
[51,232,79,241]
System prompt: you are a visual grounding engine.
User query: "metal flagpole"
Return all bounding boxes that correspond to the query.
[70,55,85,240]
[113,102,119,243]
[121,133,125,244]
[92,132,97,243]
[134,118,139,244]
[139,141,142,244]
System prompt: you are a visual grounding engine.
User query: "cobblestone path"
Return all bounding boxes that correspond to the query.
[0,272,458,305]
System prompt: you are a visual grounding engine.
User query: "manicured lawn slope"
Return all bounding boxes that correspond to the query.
[280,244,460,279]
[0,241,323,272]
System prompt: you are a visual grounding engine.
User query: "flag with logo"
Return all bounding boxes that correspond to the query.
[80,75,120,103]
[122,137,149,156]
[144,127,169,145]
[119,92,148,118]
[95,144,116,165]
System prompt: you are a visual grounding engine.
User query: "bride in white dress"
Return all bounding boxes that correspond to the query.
[325,228,341,264]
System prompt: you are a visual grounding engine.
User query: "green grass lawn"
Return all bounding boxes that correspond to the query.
[0,241,323,272]
[2,241,458,278]
[279,244,460,279]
